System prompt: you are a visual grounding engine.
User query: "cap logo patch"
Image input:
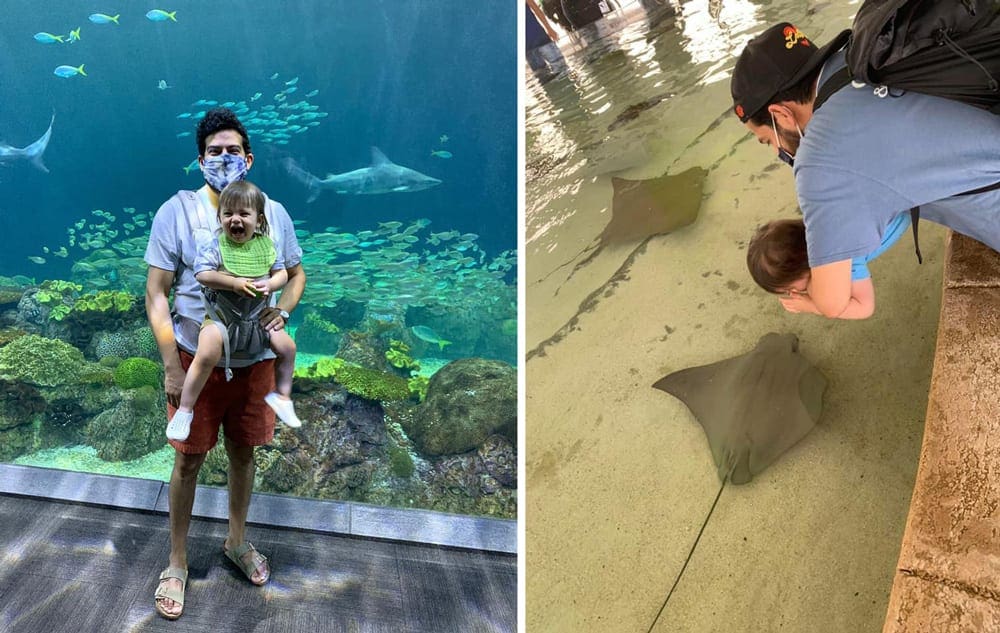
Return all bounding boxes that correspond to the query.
[735,104,745,118]
[782,25,810,49]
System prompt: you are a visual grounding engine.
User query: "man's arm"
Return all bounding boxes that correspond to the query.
[145,265,185,407]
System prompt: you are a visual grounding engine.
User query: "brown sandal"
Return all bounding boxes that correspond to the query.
[224,541,270,586]
[154,566,187,620]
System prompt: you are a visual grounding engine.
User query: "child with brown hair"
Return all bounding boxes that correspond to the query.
[746,211,911,319]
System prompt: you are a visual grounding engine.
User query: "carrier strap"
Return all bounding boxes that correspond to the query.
[202,290,234,381]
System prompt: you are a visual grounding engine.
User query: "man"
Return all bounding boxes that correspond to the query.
[731,22,1000,318]
[145,108,306,619]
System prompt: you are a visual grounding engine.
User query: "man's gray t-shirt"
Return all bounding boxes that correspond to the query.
[795,50,1000,268]
[144,188,303,366]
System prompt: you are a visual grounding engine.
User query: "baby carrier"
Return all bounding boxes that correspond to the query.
[175,190,283,380]
[202,287,270,382]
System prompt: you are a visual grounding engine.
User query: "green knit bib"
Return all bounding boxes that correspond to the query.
[218,233,276,278]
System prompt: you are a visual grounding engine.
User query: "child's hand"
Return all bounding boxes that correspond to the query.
[232,277,259,297]
[778,290,817,314]
[252,281,271,297]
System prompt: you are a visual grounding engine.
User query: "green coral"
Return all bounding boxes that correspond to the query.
[388,445,415,478]
[294,356,410,402]
[385,339,420,372]
[304,311,340,334]
[113,357,163,390]
[0,334,85,386]
[294,356,346,379]
[131,385,160,411]
[407,375,430,402]
[72,290,136,315]
[335,365,410,402]
[36,280,82,321]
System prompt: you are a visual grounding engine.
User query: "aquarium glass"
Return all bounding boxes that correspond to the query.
[0,0,517,519]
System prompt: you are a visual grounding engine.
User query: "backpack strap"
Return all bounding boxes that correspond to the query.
[909,207,923,265]
[813,66,852,113]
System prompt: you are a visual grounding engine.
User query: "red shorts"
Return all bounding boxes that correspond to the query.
[166,349,276,454]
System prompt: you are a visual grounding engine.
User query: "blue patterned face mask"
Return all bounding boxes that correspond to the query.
[201,153,248,192]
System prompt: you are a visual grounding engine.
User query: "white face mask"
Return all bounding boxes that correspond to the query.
[201,153,248,192]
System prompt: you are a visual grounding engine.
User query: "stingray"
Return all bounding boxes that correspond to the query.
[529,167,705,360]
[607,92,673,132]
[544,166,704,289]
[643,332,826,632]
[653,332,827,484]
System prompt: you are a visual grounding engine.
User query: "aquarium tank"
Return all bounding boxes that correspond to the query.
[0,0,517,519]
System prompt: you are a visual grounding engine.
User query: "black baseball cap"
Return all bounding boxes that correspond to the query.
[731,23,850,123]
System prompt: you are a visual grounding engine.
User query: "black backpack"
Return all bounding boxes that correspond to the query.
[813,0,1000,264]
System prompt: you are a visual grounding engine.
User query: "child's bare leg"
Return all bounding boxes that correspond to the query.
[269,330,296,398]
[178,324,224,411]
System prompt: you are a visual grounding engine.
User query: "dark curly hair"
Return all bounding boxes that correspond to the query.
[746,218,811,293]
[196,107,252,157]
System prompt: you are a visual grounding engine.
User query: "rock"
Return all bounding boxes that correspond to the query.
[404,358,516,455]
[85,388,167,461]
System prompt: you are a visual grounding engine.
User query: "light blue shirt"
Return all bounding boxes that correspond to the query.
[851,211,910,280]
[795,51,1000,269]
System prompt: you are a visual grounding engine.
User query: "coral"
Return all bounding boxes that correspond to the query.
[0,334,85,386]
[99,355,123,368]
[135,326,159,358]
[385,339,420,372]
[335,365,410,402]
[294,311,343,354]
[95,331,132,360]
[388,445,415,478]
[131,385,160,411]
[407,375,429,402]
[72,290,136,315]
[306,311,340,334]
[0,327,27,348]
[85,389,166,461]
[36,280,82,322]
[294,356,346,379]
[113,357,163,390]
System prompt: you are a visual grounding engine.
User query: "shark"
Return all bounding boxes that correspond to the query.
[0,114,54,173]
[284,147,441,202]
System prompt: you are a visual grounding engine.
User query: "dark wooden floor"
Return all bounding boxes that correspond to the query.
[0,494,516,633]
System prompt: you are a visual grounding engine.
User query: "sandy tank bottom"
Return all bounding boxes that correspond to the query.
[525,78,944,632]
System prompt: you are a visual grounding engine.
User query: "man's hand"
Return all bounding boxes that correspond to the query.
[164,364,186,408]
[259,307,286,332]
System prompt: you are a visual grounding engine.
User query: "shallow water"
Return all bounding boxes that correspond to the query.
[526,1,944,630]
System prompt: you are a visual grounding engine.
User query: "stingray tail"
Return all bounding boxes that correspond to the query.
[645,475,728,633]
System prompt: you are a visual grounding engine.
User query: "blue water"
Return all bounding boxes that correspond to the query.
[0,0,516,272]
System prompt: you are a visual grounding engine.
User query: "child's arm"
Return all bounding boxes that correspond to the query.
[267,268,288,292]
[779,277,875,319]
